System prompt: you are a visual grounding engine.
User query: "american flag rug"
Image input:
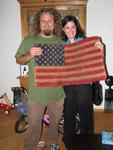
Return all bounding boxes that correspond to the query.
[35,36,107,87]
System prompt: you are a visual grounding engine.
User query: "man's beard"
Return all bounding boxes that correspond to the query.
[43,30,53,36]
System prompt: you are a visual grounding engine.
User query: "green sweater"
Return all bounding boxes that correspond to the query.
[15,34,65,104]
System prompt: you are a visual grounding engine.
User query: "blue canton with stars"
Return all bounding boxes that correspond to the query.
[35,43,64,66]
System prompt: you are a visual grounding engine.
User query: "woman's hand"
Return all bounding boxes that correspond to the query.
[95,41,104,52]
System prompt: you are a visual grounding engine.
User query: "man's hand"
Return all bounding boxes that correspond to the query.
[30,47,43,57]
[16,47,43,65]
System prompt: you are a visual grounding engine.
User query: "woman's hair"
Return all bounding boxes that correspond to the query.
[32,8,62,36]
[61,15,86,41]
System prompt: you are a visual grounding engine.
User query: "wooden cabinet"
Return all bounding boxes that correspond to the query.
[17,0,88,38]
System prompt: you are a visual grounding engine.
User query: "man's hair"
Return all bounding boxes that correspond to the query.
[32,8,62,36]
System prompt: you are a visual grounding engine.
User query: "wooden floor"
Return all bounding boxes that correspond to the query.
[0,110,113,150]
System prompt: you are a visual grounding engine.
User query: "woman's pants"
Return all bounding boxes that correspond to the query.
[24,99,64,150]
[63,84,94,139]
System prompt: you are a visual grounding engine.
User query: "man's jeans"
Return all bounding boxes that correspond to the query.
[24,99,64,150]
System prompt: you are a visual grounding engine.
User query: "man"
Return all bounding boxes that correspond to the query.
[15,8,65,150]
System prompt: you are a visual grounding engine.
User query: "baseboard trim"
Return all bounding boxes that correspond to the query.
[94,109,104,112]
[94,109,113,112]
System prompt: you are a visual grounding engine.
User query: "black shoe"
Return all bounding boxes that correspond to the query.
[50,144,60,150]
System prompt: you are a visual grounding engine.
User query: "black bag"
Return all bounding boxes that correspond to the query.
[105,75,113,101]
[92,81,103,106]
[105,89,113,101]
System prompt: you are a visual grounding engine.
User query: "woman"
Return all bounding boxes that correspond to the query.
[61,15,104,140]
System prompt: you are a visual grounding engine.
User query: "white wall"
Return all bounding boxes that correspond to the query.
[87,0,113,109]
[87,0,113,74]
[0,0,21,102]
[0,0,113,107]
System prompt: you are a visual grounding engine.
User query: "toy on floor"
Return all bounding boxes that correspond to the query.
[0,93,14,115]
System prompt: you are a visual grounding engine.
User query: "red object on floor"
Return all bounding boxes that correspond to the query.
[0,103,14,111]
